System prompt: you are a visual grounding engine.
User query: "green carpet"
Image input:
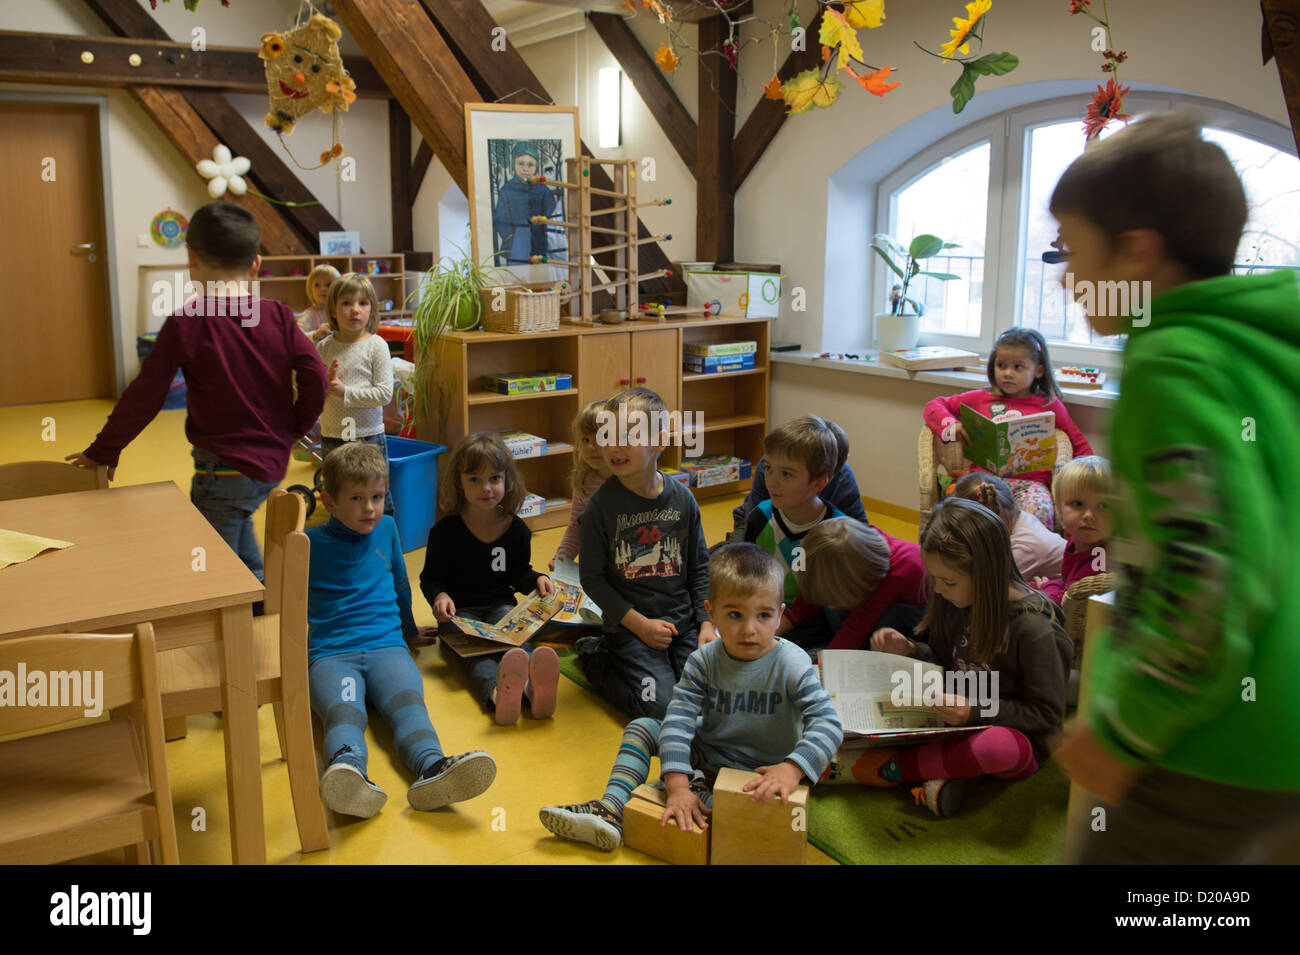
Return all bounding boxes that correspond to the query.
[556,647,1069,865]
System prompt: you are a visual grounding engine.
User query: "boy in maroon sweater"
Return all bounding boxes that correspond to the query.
[67,202,327,580]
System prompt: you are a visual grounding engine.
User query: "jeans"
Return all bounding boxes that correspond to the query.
[437,603,534,709]
[580,625,698,720]
[191,448,279,581]
[308,645,444,777]
[320,433,395,515]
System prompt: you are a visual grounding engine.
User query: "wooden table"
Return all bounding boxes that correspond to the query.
[0,482,267,864]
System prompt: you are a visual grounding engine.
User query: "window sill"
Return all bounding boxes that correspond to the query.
[770,351,1120,409]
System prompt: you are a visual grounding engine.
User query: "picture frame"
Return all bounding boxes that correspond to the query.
[318,231,361,256]
[464,103,580,286]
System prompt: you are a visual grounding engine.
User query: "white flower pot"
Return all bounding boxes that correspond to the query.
[876,312,921,352]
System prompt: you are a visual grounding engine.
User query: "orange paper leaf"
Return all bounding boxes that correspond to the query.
[853,64,901,97]
[764,73,784,100]
[654,43,679,72]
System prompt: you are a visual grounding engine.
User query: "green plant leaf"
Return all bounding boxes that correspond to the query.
[942,242,962,249]
[872,233,907,257]
[920,271,961,280]
[909,234,945,259]
[870,244,906,279]
[950,64,977,114]
[966,52,1019,76]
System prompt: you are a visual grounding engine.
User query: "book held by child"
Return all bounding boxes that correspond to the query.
[959,404,1058,476]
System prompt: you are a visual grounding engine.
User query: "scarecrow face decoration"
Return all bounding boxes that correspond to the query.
[259,13,356,135]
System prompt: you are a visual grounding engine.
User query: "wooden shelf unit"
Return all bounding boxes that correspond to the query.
[258,253,409,317]
[425,316,770,530]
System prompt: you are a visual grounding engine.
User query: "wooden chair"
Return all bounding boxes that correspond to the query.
[1061,572,1118,667]
[917,424,1074,535]
[0,460,109,500]
[156,488,330,853]
[0,623,179,864]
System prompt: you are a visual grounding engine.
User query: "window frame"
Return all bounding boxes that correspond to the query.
[872,92,1298,372]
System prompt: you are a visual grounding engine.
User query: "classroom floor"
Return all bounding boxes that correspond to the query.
[2,399,918,865]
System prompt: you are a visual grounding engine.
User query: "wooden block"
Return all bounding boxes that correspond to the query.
[709,767,809,866]
[622,785,710,866]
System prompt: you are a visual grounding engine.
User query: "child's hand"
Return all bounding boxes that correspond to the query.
[1033,576,1051,588]
[548,558,556,572]
[870,627,914,656]
[744,761,804,804]
[954,423,971,446]
[1055,724,1139,805]
[311,326,331,343]
[636,618,677,650]
[696,621,717,647]
[433,592,456,621]
[409,625,439,647]
[661,788,710,832]
[64,452,114,482]
[934,693,971,726]
[536,575,554,597]
[327,359,345,397]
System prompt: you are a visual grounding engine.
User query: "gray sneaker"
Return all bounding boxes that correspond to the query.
[407,751,497,811]
[539,800,623,851]
[320,761,388,819]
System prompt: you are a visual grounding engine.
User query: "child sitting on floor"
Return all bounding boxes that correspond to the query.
[551,398,615,570]
[825,497,1072,818]
[951,471,1066,582]
[778,517,929,652]
[923,327,1092,528]
[578,387,714,720]
[538,543,843,850]
[420,432,559,725]
[1031,456,1112,604]
[307,443,496,818]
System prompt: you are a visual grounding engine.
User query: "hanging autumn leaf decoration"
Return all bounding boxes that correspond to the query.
[780,0,896,112]
[763,73,784,100]
[654,43,679,72]
[844,0,886,29]
[819,9,864,71]
[853,64,901,97]
[783,69,845,114]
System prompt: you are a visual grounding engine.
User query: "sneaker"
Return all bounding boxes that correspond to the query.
[573,634,603,658]
[407,751,497,811]
[911,778,969,818]
[538,800,623,851]
[494,648,530,725]
[525,646,560,719]
[320,760,387,819]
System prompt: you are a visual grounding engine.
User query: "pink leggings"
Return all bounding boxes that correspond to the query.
[833,726,1038,784]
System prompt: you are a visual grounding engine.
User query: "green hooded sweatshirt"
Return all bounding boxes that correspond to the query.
[1087,268,1300,790]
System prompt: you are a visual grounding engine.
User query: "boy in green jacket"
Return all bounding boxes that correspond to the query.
[1050,113,1300,863]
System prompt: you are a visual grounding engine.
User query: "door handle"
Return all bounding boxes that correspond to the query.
[72,243,97,253]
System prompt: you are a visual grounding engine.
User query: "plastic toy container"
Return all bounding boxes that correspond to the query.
[136,333,186,409]
[385,435,448,552]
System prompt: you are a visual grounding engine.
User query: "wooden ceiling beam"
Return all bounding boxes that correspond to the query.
[696,15,736,264]
[731,6,824,189]
[390,99,414,252]
[411,140,435,198]
[1262,0,1300,159]
[129,86,307,254]
[587,12,697,176]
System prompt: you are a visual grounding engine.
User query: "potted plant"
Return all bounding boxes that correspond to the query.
[869,233,961,351]
[407,251,505,437]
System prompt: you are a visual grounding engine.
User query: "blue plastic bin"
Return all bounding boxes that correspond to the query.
[386,435,448,552]
[136,333,186,409]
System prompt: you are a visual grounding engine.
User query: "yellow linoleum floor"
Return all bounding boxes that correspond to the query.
[2,399,918,865]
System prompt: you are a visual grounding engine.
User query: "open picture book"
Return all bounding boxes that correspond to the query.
[439,559,603,658]
[959,404,1058,476]
[815,649,983,748]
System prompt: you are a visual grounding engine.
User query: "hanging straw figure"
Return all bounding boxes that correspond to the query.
[258,11,355,170]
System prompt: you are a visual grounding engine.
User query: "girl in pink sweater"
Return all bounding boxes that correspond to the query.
[923,328,1092,528]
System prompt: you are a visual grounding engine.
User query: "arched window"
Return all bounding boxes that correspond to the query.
[873,92,1298,365]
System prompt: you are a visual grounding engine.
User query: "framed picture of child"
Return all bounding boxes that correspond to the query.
[465,103,578,286]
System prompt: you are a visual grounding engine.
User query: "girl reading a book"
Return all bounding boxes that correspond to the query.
[822,497,1072,818]
[419,432,559,725]
[551,399,615,570]
[922,327,1093,528]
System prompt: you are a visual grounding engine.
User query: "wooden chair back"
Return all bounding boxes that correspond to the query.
[263,488,306,616]
[0,460,109,501]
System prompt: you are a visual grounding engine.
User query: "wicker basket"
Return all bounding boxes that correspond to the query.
[479,284,561,333]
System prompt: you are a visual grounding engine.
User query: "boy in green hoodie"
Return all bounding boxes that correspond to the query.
[1050,113,1300,864]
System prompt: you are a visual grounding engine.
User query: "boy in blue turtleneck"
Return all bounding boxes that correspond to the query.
[306,442,496,820]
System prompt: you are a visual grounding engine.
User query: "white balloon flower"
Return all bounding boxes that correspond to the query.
[196,144,251,199]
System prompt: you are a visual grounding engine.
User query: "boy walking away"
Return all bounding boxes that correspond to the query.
[67,202,326,582]
[540,543,843,851]
[1050,113,1300,863]
[308,443,495,818]
[578,387,714,719]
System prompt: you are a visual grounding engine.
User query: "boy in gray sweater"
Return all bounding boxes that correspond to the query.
[541,543,843,851]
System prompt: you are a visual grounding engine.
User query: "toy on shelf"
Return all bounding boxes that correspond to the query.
[521,157,679,324]
[1057,366,1108,389]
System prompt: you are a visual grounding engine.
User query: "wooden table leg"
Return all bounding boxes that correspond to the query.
[218,603,266,864]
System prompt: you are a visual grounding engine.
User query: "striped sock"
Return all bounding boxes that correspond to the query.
[600,717,661,815]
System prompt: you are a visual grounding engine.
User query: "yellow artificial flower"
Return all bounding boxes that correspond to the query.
[259,32,285,59]
[939,0,992,59]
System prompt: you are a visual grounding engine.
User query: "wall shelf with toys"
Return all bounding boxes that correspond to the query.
[258,253,409,320]
[424,315,770,530]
